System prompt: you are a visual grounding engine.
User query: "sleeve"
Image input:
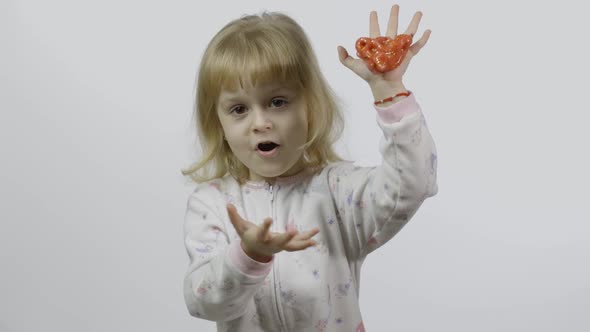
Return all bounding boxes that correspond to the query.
[183,187,274,322]
[327,92,438,260]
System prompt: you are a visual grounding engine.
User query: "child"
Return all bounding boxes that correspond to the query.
[181,5,438,332]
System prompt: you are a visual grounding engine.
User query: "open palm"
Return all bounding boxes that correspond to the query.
[226,203,319,259]
[338,4,431,85]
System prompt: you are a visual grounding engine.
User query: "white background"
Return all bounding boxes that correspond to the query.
[2,0,589,331]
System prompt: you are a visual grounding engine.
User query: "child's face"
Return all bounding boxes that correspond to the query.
[216,80,308,183]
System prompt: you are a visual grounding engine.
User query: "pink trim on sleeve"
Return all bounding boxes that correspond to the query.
[373,90,420,123]
[228,239,274,277]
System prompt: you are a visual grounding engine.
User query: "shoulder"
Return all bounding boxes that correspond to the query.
[322,161,379,194]
[306,161,360,191]
[187,174,240,207]
[184,176,242,229]
[324,161,372,178]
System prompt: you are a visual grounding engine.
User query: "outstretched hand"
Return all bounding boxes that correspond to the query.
[226,203,320,262]
[337,4,431,85]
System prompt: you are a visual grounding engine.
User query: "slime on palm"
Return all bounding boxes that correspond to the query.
[355,34,412,73]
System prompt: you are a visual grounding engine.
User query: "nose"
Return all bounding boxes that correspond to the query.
[251,108,273,132]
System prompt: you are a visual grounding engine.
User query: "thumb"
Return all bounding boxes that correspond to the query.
[226,203,245,235]
[337,46,372,82]
[337,46,352,67]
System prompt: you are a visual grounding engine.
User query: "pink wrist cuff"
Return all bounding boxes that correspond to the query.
[228,239,274,277]
[373,90,420,123]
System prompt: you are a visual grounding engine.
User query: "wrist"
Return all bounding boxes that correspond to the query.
[241,241,273,263]
[369,81,408,107]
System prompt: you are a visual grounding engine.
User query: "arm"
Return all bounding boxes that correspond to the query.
[334,5,436,260]
[328,89,438,260]
[183,187,273,322]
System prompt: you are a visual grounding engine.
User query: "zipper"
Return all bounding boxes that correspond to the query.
[270,183,274,205]
[269,183,287,331]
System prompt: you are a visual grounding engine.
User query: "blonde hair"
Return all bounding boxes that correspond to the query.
[181,11,349,185]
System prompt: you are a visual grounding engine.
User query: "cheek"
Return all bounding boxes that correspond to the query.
[293,110,309,135]
[218,118,243,141]
[284,106,308,127]
[284,117,308,144]
[223,129,250,154]
[225,133,244,148]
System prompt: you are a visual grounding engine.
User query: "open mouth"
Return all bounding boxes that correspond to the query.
[257,142,280,152]
[256,141,281,157]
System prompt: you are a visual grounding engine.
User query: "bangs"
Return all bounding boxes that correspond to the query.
[204,28,305,94]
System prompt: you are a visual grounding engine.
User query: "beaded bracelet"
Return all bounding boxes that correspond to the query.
[374,91,411,105]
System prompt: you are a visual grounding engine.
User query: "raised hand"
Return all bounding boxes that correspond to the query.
[338,4,431,85]
[226,203,320,262]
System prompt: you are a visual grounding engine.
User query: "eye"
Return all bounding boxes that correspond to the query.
[229,105,246,115]
[270,98,289,108]
[229,97,289,115]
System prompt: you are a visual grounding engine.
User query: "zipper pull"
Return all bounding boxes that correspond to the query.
[269,184,274,202]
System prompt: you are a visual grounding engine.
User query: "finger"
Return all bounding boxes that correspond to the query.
[226,203,245,234]
[257,218,273,242]
[337,46,374,82]
[284,239,317,252]
[385,4,399,37]
[409,29,431,56]
[369,11,380,38]
[274,229,298,247]
[294,227,320,241]
[337,46,356,70]
[337,46,350,63]
[404,11,423,37]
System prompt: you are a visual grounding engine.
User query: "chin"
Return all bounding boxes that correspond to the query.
[256,169,286,178]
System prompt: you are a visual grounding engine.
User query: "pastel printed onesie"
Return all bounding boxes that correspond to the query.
[183,92,438,332]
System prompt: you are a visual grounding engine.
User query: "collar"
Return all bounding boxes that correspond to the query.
[244,167,318,189]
